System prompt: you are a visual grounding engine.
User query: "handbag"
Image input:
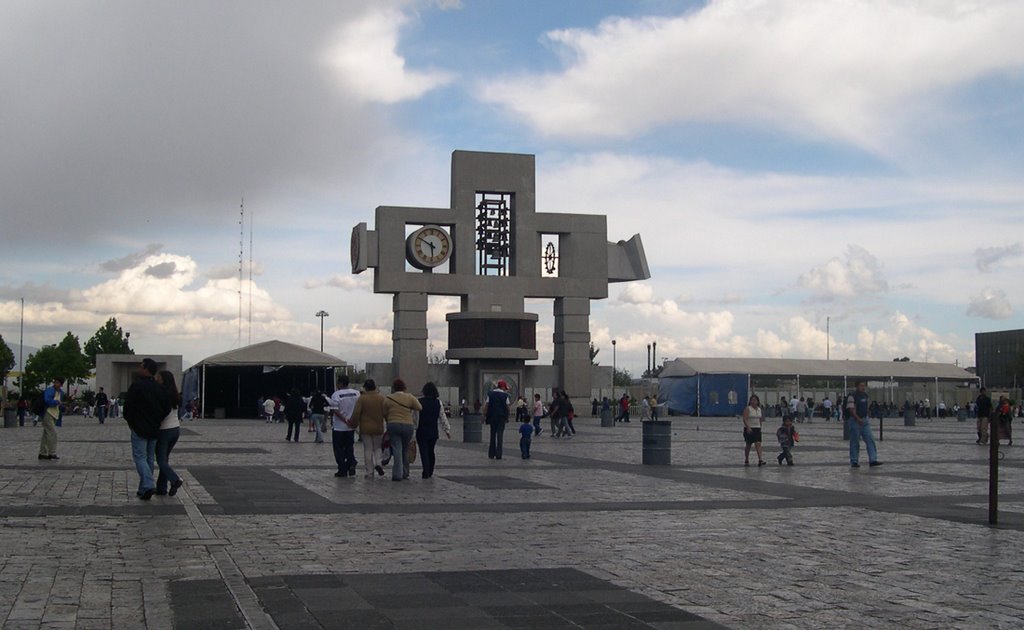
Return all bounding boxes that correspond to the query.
[408,439,418,463]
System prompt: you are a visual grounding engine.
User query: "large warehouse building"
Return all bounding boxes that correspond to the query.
[659,357,979,417]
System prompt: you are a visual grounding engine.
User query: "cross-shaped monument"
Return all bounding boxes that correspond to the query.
[351,150,650,409]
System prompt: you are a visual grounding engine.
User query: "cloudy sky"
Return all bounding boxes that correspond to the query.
[2,0,1022,376]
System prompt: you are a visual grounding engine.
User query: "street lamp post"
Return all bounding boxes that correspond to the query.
[612,339,617,400]
[315,310,329,352]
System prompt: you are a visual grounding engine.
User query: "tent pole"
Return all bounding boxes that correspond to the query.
[201,364,206,420]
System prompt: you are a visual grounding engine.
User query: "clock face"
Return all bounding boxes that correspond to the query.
[406,225,452,270]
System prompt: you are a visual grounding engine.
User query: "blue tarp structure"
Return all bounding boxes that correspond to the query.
[660,374,748,416]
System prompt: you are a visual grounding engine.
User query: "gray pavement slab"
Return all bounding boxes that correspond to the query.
[1,414,1023,628]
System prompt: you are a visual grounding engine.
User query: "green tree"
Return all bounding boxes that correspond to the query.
[22,332,91,392]
[0,334,14,409]
[613,367,632,387]
[0,334,13,384]
[84,317,133,368]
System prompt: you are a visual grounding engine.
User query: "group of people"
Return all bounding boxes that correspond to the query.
[120,358,185,500]
[741,381,883,468]
[319,375,452,481]
[974,387,1014,446]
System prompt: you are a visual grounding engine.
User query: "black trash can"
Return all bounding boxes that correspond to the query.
[3,408,17,428]
[642,420,671,465]
[600,408,613,427]
[957,409,967,422]
[904,408,916,426]
[462,413,483,443]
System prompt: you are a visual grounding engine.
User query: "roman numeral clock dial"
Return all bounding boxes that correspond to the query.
[405,225,452,270]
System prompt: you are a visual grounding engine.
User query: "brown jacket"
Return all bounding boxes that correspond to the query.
[382,391,422,426]
[351,390,386,436]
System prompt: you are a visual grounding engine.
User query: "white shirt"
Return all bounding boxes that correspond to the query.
[330,388,359,432]
[744,405,763,429]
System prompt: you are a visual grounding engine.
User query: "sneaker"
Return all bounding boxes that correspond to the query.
[374,465,385,476]
[38,454,49,460]
[169,479,183,496]
[758,460,766,466]
[869,461,883,467]
[48,454,59,460]
[851,463,860,468]
[139,489,154,501]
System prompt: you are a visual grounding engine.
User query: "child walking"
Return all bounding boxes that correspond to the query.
[519,417,534,459]
[776,416,798,466]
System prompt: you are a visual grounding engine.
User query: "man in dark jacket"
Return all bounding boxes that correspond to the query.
[484,380,511,459]
[123,358,171,500]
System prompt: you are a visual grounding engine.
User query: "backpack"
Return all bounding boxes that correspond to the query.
[31,394,46,416]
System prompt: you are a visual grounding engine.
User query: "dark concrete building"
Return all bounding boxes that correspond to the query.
[975,328,1024,388]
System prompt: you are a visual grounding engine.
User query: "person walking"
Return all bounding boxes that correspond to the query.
[519,417,534,459]
[351,379,387,478]
[416,382,451,479]
[846,381,882,468]
[17,395,28,427]
[262,396,276,423]
[330,374,360,477]
[616,393,631,422]
[308,389,329,444]
[483,380,512,458]
[742,394,766,466]
[123,359,171,500]
[776,416,798,466]
[284,388,305,442]
[38,377,65,460]
[562,391,576,436]
[154,370,184,497]
[95,387,109,424]
[532,393,544,436]
[383,378,421,481]
[976,387,992,445]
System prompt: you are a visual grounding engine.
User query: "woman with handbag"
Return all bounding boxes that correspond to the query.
[416,382,451,479]
[382,379,422,481]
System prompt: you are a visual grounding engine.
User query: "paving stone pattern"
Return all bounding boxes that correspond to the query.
[1,414,1023,629]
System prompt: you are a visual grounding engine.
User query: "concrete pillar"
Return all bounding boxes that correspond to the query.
[393,292,428,392]
[554,297,591,412]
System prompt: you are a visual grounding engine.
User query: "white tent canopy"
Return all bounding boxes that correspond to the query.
[195,340,348,368]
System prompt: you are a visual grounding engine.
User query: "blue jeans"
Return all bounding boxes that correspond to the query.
[310,413,325,442]
[130,430,157,494]
[155,427,181,493]
[848,419,878,465]
[387,423,414,480]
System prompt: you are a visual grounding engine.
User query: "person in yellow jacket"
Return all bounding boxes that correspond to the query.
[382,379,422,481]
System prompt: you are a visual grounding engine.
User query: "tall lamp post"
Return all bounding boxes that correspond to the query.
[315,310,329,352]
[612,339,617,400]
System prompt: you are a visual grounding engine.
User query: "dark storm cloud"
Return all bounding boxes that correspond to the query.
[0,1,396,250]
[144,261,178,279]
[99,244,164,273]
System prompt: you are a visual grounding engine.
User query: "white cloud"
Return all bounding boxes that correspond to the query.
[975,242,1023,272]
[304,275,371,291]
[616,283,654,304]
[322,8,455,104]
[480,0,1024,154]
[967,287,1014,319]
[798,245,888,301]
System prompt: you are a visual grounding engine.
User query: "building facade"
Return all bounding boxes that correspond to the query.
[976,329,1024,389]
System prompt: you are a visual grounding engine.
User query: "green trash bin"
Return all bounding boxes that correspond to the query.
[642,420,671,465]
[462,413,483,443]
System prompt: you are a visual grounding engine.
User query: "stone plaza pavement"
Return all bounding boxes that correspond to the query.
[1,412,1022,629]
